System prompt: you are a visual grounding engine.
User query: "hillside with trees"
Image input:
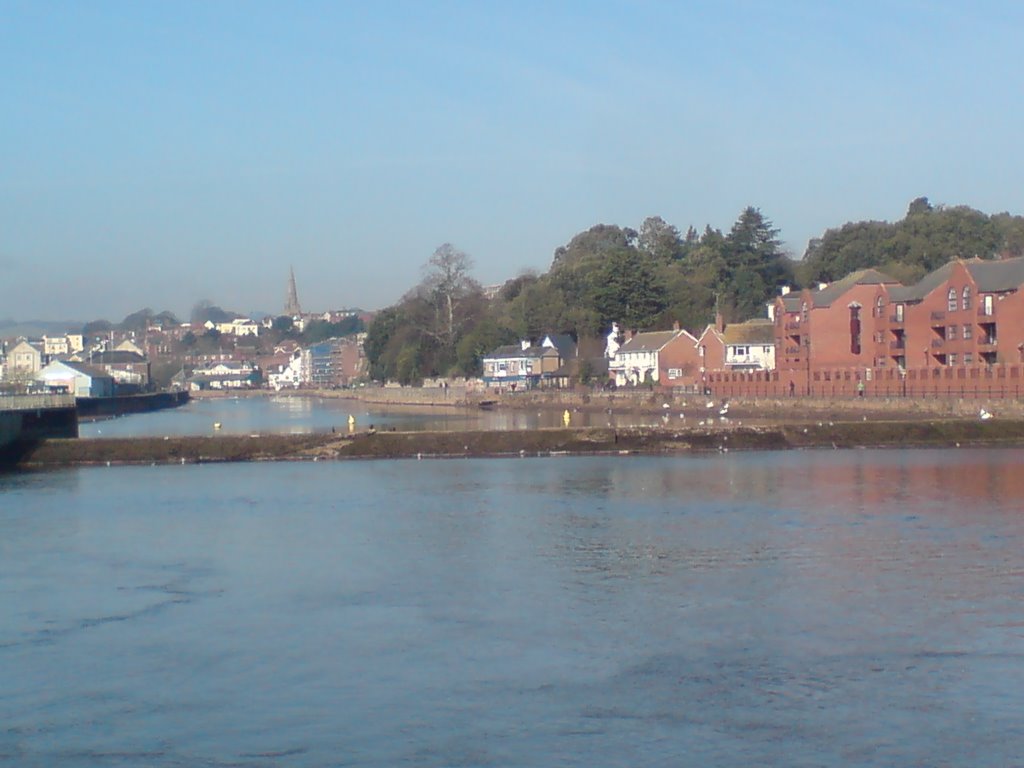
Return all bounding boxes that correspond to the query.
[798,197,1024,286]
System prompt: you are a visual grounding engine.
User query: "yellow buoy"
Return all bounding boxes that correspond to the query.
[562,409,571,427]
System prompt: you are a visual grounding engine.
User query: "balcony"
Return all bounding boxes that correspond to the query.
[930,310,946,322]
[785,346,801,355]
[889,340,905,350]
[978,337,997,348]
[784,321,801,330]
[978,306,994,318]
[931,339,945,349]
[889,312,904,324]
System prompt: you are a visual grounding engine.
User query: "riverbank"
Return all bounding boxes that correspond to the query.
[10,419,1024,467]
[270,385,1024,421]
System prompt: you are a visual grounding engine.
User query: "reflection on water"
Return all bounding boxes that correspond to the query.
[79,395,685,438]
[2,450,1023,766]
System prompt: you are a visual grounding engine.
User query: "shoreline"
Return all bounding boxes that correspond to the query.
[7,419,1024,468]
[191,386,1024,422]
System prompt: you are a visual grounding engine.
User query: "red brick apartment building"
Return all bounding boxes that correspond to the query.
[703,256,1024,399]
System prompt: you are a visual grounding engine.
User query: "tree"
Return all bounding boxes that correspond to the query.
[272,315,295,334]
[190,300,233,325]
[638,216,682,261]
[420,243,481,353]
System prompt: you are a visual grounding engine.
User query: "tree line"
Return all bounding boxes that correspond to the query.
[366,207,795,383]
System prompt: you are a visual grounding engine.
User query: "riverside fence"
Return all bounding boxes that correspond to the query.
[702,364,1024,400]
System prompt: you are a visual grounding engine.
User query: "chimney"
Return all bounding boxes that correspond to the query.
[672,320,680,332]
[520,339,530,351]
[629,329,638,339]
[780,285,791,296]
[818,282,828,291]
[766,303,776,322]
[715,312,725,333]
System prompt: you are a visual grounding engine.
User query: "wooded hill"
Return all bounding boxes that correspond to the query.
[365,200,1024,383]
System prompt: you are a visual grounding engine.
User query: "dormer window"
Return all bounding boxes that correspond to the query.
[962,285,972,311]
[947,288,957,312]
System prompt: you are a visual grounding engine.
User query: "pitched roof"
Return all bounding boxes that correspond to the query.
[966,256,1024,292]
[781,294,804,312]
[540,333,577,358]
[887,256,1024,303]
[617,330,682,353]
[43,360,113,379]
[88,350,148,364]
[811,269,898,308]
[482,344,558,360]
[722,319,775,345]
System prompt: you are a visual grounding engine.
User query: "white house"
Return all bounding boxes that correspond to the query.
[609,329,692,387]
[188,360,261,390]
[35,360,115,397]
[267,349,307,390]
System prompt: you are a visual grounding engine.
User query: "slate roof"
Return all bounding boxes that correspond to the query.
[88,350,147,365]
[967,256,1024,292]
[541,333,577,358]
[482,344,557,360]
[811,269,898,308]
[722,319,775,345]
[617,330,681,353]
[781,295,803,312]
[888,256,1024,303]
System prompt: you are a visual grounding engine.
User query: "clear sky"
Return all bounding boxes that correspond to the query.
[3,1,1024,322]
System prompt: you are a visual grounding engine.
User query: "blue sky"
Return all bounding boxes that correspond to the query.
[3,1,1024,322]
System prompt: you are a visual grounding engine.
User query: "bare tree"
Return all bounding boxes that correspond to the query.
[421,243,480,349]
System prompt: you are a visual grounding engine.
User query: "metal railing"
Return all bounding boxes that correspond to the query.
[0,394,76,411]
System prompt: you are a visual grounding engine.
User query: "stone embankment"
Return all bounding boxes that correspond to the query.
[302,385,1024,421]
[12,420,1024,468]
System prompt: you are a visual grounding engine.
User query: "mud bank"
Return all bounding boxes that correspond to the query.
[10,419,1024,468]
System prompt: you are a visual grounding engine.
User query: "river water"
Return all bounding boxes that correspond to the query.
[77,395,690,438]
[2,449,1023,766]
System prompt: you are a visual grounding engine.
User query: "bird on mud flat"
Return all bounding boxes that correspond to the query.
[706,401,715,409]
[980,408,994,420]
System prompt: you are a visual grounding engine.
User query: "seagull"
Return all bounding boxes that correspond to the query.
[662,403,670,409]
[980,408,994,420]
[706,401,715,409]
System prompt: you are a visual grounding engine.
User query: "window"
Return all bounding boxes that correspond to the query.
[948,353,957,366]
[963,324,972,340]
[946,325,957,341]
[895,304,904,322]
[964,353,973,365]
[849,305,861,355]
[962,285,972,311]
[948,288,958,312]
[733,346,749,356]
[668,368,681,379]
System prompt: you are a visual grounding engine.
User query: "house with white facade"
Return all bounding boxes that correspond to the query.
[267,349,307,390]
[609,328,699,387]
[35,360,115,397]
[188,360,262,390]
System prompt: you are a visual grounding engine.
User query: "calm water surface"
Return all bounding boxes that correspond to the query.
[78,395,683,438]
[2,450,1023,766]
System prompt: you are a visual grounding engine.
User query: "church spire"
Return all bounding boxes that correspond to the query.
[284,266,302,316]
